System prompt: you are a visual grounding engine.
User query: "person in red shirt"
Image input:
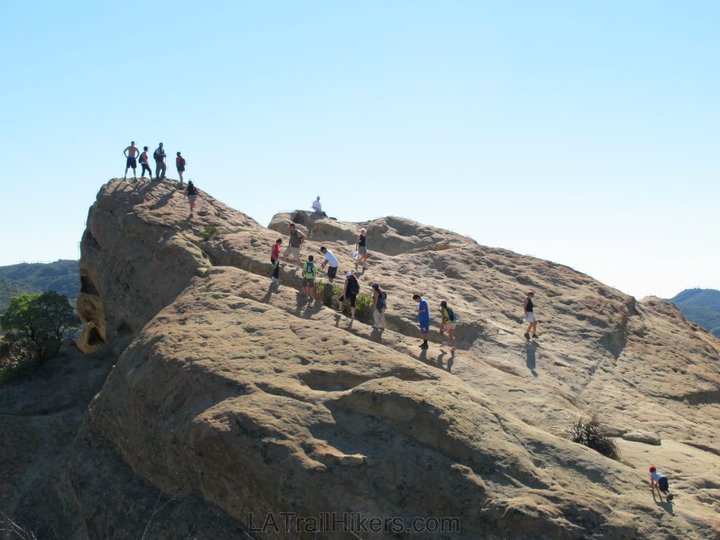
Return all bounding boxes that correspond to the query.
[270,238,282,286]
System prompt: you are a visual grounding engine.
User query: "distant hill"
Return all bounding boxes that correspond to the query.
[669,288,720,338]
[0,260,79,313]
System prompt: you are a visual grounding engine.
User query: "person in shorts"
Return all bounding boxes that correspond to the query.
[439,300,457,351]
[176,151,186,184]
[338,271,360,319]
[355,228,368,270]
[649,466,673,502]
[319,246,339,283]
[301,255,318,301]
[186,180,198,215]
[413,294,430,349]
[282,223,304,265]
[123,141,139,180]
[270,238,282,286]
[154,142,166,179]
[523,291,538,339]
[139,146,152,178]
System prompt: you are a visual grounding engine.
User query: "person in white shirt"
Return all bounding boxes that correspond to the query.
[319,246,339,282]
[649,466,673,502]
[312,196,326,216]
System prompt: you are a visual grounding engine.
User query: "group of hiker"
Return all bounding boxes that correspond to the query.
[123,141,186,183]
[271,221,458,351]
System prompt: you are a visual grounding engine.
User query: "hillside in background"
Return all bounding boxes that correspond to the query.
[0,260,79,312]
[670,288,720,338]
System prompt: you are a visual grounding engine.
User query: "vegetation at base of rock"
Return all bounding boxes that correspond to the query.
[669,288,720,337]
[199,225,219,242]
[0,292,79,383]
[568,414,620,460]
[0,260,79,313]
[316,281,374,324]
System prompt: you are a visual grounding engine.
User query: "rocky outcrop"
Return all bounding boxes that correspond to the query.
[4,177,720,538]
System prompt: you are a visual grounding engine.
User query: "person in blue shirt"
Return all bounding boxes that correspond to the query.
[413,294,430,349]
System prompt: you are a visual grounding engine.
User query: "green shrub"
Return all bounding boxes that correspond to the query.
[315,281,374,325]
[199,225,219,241]
[569,414,619,460]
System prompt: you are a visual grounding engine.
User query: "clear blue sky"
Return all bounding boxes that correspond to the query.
[1,1,717,298]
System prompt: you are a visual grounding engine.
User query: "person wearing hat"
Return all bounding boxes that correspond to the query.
[338,271,360,319]
[371,283,387,330]
[649,466,673,502]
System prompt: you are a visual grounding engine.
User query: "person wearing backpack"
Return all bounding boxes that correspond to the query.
[439,300,457,351]
[371,283,387,330]
[413,294,430,349]
[338,271,360,319]
[301,255,318,301]
[153,142,166,179]
[176,151,186,184]
[139,146,152,178]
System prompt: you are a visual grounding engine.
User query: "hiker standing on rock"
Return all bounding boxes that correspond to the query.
[123,141,140,180]
[355,228,368,270]
[176,152,186,184]
[139,146,152,178]
[371,283,387,330]
[319,246,339,283]
[270,238,282,286]
[154,142,166,179]
[413,294,430,349]
[649,466,674,502]
[523,291,539,340]
[186,180,198,215]
[439,300,457,351]
[282,223,304,266]
[301,255,318,301]
[338,271,360,319]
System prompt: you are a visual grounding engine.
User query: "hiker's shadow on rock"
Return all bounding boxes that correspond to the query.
[262,283,277,303]
[525,340,539,378]
[294,292,308,316]
[656,500,674,515]
[437,350,455,373]
[370,328,383,343]
[334,313,342,327]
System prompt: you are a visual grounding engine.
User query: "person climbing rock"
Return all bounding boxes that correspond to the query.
[176,151,186,184]
[524,291,538,340]
[153,142,167,179]
[270,238,282,286]
[301,255,318,301]
[649,466,674,502]
[371,283,387,330]
[123,141,139,180]
[282,223,304,266]
[413,294,430,349]
[319,246,339,283]
[339,271,360,319]
[439,300,457,351]
[139,146,152,178]
[355,228,368,270]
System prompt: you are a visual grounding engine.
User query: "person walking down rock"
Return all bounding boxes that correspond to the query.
[371,283,387,330]
[301,255,318,302]
[154,142,166,179]
[123,141,140,180]
[139,146,152,178]
[176,152,186,184]
[439,300,457,351]
[282,223,304,266]
[186,180,198,215]
[270,238,282,286]
[319,246,339,283]
[413,294,430,349]
[649,466,674,502]
[338,271,360,320]
[523,291,538,340]
[355,228,368,270]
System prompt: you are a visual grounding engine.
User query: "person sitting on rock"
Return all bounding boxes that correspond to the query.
[649,466,674,502]
[282,223,304,266]
[319,246,339,283]
[523,291,538,340]
[439,300,457,352]
[270,238,282,286]
[311,196,326,217]
[338,271,360,319]
[413,294,430,349]
[371,283,387,331]
[301,255,318,302]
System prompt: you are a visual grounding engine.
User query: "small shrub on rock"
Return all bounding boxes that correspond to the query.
[316,281,374,325]
[199,225,219,241]
[568,414,620,460]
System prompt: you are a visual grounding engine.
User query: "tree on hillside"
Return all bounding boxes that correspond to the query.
[0,292,79,364]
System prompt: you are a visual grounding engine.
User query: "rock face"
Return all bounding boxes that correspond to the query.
[4,177,719,538]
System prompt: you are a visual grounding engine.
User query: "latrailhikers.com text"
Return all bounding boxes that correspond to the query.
[248,511,460,534]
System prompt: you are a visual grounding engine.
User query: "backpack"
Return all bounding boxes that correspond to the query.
[377,291,387,311]
[348,276,360,294]
[154,149,162,160]
[304,261,315,278]
[445,306,456,322]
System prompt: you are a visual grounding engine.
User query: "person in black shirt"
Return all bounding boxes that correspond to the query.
[523,291,538,339]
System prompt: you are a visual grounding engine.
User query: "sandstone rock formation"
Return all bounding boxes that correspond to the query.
[3,177,719,538]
